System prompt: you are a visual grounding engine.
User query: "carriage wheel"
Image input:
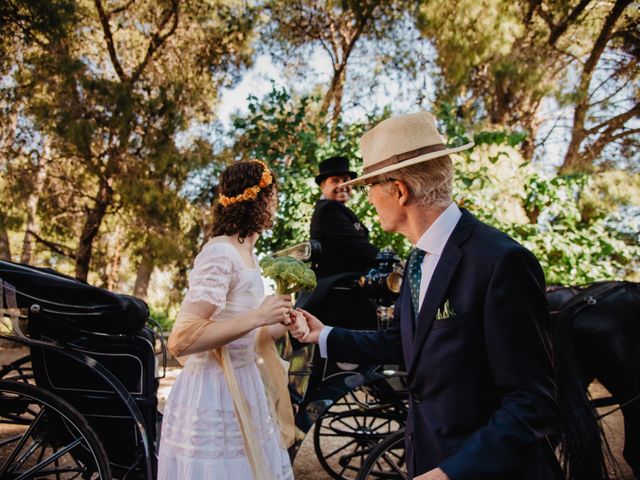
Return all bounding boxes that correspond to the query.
[313,384,405,480]
[356,430,407,480]
[0,380,111,479]
[0,356,34,383]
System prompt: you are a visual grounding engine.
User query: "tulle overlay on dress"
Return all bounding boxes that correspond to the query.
[158,242,294,480]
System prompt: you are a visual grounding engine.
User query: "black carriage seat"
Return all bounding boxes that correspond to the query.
[27,324,159,476]
[0,260,158,476]
[0,260,148,335]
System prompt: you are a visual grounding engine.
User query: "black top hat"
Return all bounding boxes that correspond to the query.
[315,156,358,185]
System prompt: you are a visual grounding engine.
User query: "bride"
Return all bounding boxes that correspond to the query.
[158,160,307,480]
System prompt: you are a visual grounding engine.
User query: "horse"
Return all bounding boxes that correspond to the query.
[547,281,640,479]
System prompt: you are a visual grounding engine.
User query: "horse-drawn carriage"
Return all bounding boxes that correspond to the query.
[0,249,638,480]
[0,261,161,478]
[283,243,408,479]
[0,248,408,479]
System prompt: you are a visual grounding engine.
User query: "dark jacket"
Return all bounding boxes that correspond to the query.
[327,210,562,480]
[310,199,379,278]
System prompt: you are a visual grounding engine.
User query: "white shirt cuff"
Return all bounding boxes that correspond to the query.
[319,326,333,358]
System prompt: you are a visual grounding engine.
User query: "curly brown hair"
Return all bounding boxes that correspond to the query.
[208,161,278,241]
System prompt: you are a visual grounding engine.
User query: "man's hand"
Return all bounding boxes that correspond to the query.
[414,468,449,480]
[292,308,324,344]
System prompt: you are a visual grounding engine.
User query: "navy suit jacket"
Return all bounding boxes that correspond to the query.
[327,210,563,480]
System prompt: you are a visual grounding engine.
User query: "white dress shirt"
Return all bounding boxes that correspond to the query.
[319,202,463,357]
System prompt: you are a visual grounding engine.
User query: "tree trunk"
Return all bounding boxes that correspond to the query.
[520,111,541,161]
[489,80,511,125]
[561,93,590,174]
[320,63,347,124]
[133,255,154,300]
[0,212,11,261]
[331,66,346,130]
[559,0,631,174]
[20,155,48,264]
[75,181,112,281]
[106,224,123,290]
[560,124,588,174]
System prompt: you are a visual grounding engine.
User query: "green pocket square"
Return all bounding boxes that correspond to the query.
[435,299,456,320]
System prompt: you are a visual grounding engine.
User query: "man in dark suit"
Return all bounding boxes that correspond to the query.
[294,112,562,480]
[310,155,379,279]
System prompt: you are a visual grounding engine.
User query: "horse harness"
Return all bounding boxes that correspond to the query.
[552,281,640,418]
[549,280,629,318]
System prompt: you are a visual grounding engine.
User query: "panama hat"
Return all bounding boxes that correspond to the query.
[342,111,474,187]
[314,156,357,185]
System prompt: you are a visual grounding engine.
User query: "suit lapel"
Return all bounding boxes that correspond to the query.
[407,210,477,377]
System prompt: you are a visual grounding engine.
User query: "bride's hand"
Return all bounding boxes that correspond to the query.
[256,294,292,326]
[288,309,310,340]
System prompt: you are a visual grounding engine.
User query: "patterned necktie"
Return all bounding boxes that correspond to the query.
[406,247,426,317]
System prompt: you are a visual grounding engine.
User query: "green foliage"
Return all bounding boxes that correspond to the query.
[223,86,408,257]
[1,0,257,285]
[260,255,317,294]
[439,104,640,284]
[417,0,551,126]
[231,88,640,284]
[2,0,637,312]
[417,0,639,171]
[148,307,174,335]
[229,87,326,253]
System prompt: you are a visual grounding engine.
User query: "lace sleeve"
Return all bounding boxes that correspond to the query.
[183,243,236,310]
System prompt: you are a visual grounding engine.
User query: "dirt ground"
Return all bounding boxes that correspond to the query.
[290,381,635,480]
[0,345,636,479]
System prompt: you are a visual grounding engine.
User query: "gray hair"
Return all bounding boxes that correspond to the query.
[378,155,453,209]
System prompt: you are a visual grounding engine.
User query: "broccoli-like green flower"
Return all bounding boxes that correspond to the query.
[259,255,317,294]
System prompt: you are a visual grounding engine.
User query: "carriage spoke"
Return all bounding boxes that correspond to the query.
[0,433,23,447]
[24,406,40,418]
[55,456,62,480]
[339,463,349,477]
[370,419,395,433]
[336,416,361,431]
[338,445,372,468]
[325,438,357,459]
[368,454,402,479]
[364,415,387,431]
[0,380,111,479]
[317,431,345,437]
[15,436,83,480]
[379,450,405,475]
[337,399,355,412]
[13,438,45,471]
[36,443,46,463]
[342,415,364,428]
[0,407,45,476]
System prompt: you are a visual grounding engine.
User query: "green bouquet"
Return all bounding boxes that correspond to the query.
[259,255,317,295]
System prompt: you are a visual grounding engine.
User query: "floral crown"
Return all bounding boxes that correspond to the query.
[219,160,273,208]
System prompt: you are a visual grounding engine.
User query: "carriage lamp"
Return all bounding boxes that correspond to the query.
[385,271,403,294]
[358,268,402,294]
[358,247,404,306]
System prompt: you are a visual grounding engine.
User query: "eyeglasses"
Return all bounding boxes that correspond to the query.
[358,178,395,195]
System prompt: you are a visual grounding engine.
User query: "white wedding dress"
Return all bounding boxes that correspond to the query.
[158,242,294,480]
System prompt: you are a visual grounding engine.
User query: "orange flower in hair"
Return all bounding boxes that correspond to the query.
[219,161,273,207]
